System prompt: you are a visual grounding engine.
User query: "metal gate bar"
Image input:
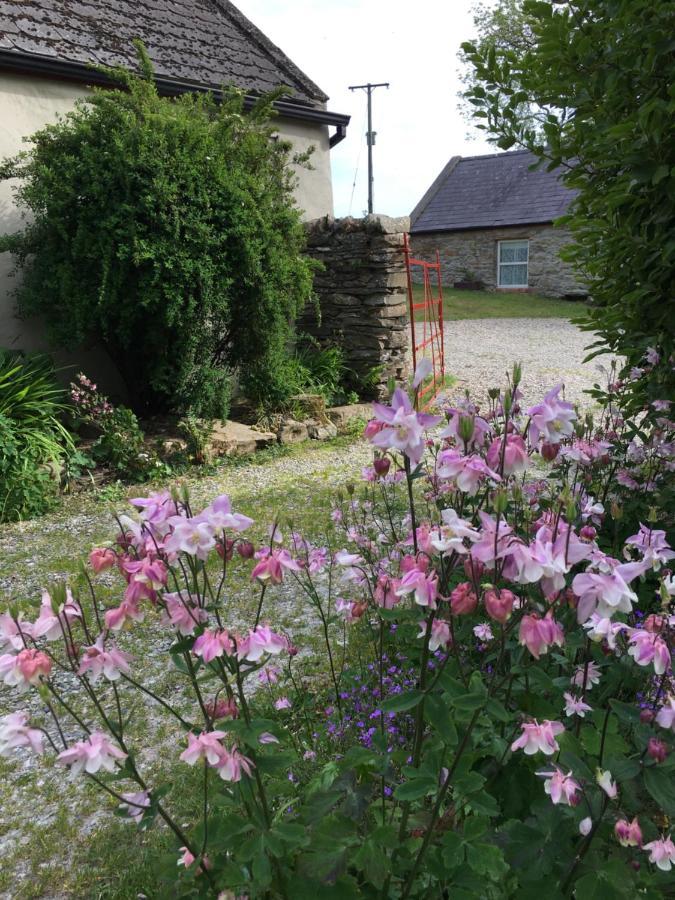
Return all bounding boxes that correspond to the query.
[403,232,445,410]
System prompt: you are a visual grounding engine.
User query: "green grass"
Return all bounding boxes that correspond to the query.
[413,285,588,321]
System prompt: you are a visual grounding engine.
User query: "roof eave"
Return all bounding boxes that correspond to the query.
[0,49,350,132]
[411,220,556,234]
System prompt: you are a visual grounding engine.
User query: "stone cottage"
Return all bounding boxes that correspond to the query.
[0,0,349,384]
[410,150,586,298]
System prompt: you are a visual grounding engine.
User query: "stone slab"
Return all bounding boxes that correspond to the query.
[326,403,374,430]
[209,421,277,457]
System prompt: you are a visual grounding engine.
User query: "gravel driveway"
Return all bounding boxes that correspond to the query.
[437,317,614,410]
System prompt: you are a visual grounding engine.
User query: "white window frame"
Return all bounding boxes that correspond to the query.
[497,239,529,288]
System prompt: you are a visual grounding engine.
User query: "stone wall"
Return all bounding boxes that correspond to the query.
[410,223,586,298]
[300,215,411,398]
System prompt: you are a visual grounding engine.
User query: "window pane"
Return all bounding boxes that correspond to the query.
[500,245,516,263]
[499,263,528,286]
[514,245,528,262]
[499,241,528,263]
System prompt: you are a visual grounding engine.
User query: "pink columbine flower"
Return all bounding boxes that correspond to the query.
[177,847,196,868]
[121,557,168,602]
[129,490,177,527]
[625,524,675,572]
[435,449,500,495]
[527,384,577,445]
[430,509,481,554]
[484,588,516,624]
[450,582,479,616]
[511,719,564,756]
[582,614,626,650]
[164,519,216,561]
[571,560,645,622]
[518,612,564,659]
[648,738,668,763]
[161,593,208,636]
[614,817,642,848]
[195,494,254,533]
[395,566,439,609]
[57,732,127,775]
[0,613,33,652]
[486,434,528,476]
[180,730,227,766]
[118,790,150,824]
[563,692,593,718]
[104,598,145,631]
[470,511,513,568]
[193,629,234,664]
[78,636,131,682]
[216,746,254,782]
[0,711,44,756]
[645,346,660,366]
[596,769,618,799]
[275,696,292,710]
[439,409,491,450]
[571,661,602,691]
[0,649,52,691]
[627,630,671,675]
[250,548,302,584]
[32,588,82,641]
[417,619,451,652]
[89,547,117,573]
[239,626,287,662]
[643,836,675,871]
[473,623,494,642]
[369,388,441,466]
[656,695,675,732]
[536,767,580,806]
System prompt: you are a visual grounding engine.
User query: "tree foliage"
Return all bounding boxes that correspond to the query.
[0,46,316,416]
[461,0,675,414]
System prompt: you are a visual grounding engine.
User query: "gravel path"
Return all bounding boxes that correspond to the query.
[434,318,614,409]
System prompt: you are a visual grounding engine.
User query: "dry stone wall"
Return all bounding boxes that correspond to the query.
[300,215,412,399]
[411,223,586,298]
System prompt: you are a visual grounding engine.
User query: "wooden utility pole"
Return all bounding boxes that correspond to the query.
[348,81,389,214]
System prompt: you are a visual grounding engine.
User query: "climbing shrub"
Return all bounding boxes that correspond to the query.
[0,45,315,416]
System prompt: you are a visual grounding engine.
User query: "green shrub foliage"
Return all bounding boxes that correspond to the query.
[0,46,315,416]
[461,0,675,414]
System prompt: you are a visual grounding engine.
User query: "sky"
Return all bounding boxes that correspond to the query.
[234,0,497,218]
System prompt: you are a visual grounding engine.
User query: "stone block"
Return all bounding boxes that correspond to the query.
[326,403,374,430]
[277,420,309,444]
[306,419,338,440]
[209,421,277,457]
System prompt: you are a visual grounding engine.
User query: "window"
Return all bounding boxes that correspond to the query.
[498,240,529,288]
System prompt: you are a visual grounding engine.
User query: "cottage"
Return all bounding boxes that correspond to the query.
[410,150,586,298]
[0,0,348,363]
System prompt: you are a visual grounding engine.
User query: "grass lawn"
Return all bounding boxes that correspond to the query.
[413,285,588,321]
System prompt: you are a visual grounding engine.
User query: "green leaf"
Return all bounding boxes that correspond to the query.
[466,842,508,879]
[394,775,438,801]
[381,689,425,713]
[441,830,465,867]
[424,693,458,744]
[451,692,486,711]
[644,765,675,816]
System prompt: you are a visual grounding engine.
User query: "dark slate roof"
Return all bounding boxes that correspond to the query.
[411,150,577,233]
[0,0,328,105]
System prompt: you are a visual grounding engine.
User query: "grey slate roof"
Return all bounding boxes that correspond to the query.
[411,150,577,233]
[0,0,328,105]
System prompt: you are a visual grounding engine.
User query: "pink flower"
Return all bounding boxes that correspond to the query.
[104,598,145,631]
[571,661,602,691]
[369,388,440,465]
[563,692,593,718]
[196,495,254,533]
[511,719,564,755]
[430,509,481,554]
[177,847,195,868]
[656,695,675,732]
[259,732,280,744]
[121,557,168,602]
[118,790,150,824]
[625,524,675,572]
[647,738,668,763]
[275,696,292,710]
[239,626,287,662]
[571,560,645,622]
[579,817,592,836]
[484,588,515,624]
[0,613,33,652]
[89,547,117,573]
[417,619,451,651]
[0,711,44,756]
[0,649,52,691]
[644,346,660,366]
[161,593,208,636]
[164,519,216,560]
[435,449,500,495]
[374,575,399,610]
[471,512,513,568]
[509,528,574,595]
[32,589,81,641]
[216,746,254,782]
[627,630,671,675]
[129,490,177,526]
[643,836,675,871]
[527,384,577,445]
[180,730,227,766]
[450,582,479,615]
[395,566,439,609]
[486,435,528,476]
[536,767,580,805]
[614,817,642,848]
[78,636,131,682]
[473,623,494,642]
[596,769,618,799]
[518,612,564,659]
[193,629,234,663]
[582,614,626,650]
[439,409,491,450]
[250,548,302,584]
[57,732,127,775]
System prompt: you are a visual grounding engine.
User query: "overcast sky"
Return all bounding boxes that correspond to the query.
[234,0,497,218]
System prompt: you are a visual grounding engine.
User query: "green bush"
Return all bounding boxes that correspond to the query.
[0,351,73,522]
[0,45,315,416]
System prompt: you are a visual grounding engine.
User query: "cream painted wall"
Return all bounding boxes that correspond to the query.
[0,71,335,394]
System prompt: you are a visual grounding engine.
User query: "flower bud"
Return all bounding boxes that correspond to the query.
[463,557,484,581]
[580,525,597,541]
[540,442,560,461]
[237,540,255,559]
[488,388,500,400]
[373,456,391,476]
[458,414,475,444]
[484,588,515,624]
[614,817,642,848]
[648,737,668,763]
[450,582,478,615]
[639,708,655,724]
[493,489,508,515]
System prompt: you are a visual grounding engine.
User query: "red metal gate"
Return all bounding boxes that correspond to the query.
[403,233,445,409]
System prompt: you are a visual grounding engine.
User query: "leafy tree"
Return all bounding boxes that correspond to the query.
[461,0,675,414]
[0,46,316,416]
